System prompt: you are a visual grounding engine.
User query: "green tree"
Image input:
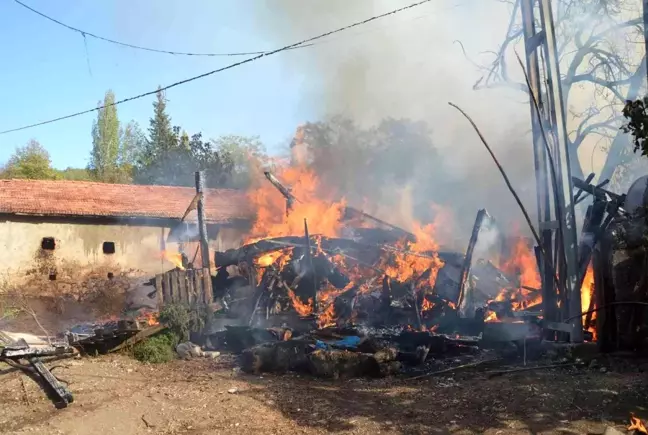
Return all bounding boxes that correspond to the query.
[147,88,176,155]
[3,140,58,180]
[212,135,266,188]
[56,167,92,181]
[89,90,121,182]
[133,88,234,187]
[118,120,147,183]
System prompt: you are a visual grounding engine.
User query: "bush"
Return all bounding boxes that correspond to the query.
[158,303,208,342]
[132,331,178,364]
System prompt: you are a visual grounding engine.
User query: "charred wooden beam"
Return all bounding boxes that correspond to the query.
[304,218,318,312]
[457,209,494,317]
[29,357,74,409]
[264,171,299,214]
[342,207,416,242]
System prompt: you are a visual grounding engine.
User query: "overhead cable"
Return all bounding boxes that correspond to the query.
[13,0,312,57]
[0,0,432,135]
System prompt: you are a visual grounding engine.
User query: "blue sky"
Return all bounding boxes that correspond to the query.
[0,0,319,169]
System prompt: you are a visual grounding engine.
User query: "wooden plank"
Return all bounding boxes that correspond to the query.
[186,269,195,305]
[194,270,204,304]
[155,274,164,308]
[163,272,172,306]
[178,270,188,303]
[172,270,181,303]
[202,267,213,304]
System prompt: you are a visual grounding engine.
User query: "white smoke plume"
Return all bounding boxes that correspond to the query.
[250,0,543,244]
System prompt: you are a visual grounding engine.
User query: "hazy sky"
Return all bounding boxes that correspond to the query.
[0,0,321,169]
[0,0,527,178]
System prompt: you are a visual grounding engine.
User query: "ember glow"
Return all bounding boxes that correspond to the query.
[138,311,159,326]
[581,262,597,340]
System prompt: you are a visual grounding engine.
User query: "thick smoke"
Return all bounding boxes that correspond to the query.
[252,0,539,246]
[251,0,548,249]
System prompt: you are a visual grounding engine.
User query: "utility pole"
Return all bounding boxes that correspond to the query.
[644,0,648,83]
[520,0,583,342]
[195,171,210,270]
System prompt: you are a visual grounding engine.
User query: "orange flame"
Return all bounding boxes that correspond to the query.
[160,250,185,270]
[245,165,345,244]
[629,413,648,434]
[287,288,313,317]
[581,262,597,341]
[138,311,159,326]
[380,219,446,297]
[497,238,542,310]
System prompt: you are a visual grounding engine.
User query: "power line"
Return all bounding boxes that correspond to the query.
[12,0,313,57]
[0,0,432,136]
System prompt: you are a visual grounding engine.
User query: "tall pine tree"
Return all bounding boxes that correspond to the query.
[88,90,121,182]
[148,88,176,154]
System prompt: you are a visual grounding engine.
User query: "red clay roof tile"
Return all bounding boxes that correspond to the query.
[0,179,253,224]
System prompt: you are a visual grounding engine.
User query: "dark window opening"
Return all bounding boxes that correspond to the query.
[48,270,57,281]
[41,237,55,251]
[102,242,115,254]
[107,272,114,280]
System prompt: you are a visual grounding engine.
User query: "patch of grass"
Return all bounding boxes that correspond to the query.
[132,331,179,364]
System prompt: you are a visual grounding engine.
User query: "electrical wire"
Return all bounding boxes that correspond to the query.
[0,0,432,135]
[12,0,312,57]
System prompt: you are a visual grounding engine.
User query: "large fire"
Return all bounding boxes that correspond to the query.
[238,154,597,339]
[245,165,346,244]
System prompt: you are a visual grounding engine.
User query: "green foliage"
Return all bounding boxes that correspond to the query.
[621,97,648,157]
[147,88,177,155]
[158,303,208,342]
[133,88,235,188]
[56,167,93,181]
[89,90,122,182]
[2,139,59,180]
[132,331,178,364]
[212,135,267,188]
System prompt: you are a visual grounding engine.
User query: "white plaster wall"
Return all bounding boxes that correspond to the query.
[0,220,247,285]
[0,220,171,283]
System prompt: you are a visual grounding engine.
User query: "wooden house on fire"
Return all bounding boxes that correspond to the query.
[0,179,253,285]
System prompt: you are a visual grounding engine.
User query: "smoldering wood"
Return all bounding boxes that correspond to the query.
[307,349,400,379]
[212,325,292,353]
[342,207,416,242]
[29,357,74,408]
[240,339,314,375]
[214,236,380,269]
[303,218,318,312]
[457,209,491,317]
[1,345,76,409]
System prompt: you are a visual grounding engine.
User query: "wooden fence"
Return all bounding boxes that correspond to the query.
[155,268,213,307]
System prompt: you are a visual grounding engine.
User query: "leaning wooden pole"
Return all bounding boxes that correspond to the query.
[195,171,210,271]
[304,218,318,312]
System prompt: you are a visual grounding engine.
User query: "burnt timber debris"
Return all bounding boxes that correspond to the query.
[1,341,76,409]
[0,318,161,408]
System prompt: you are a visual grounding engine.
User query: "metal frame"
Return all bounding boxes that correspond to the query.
[520,0,583,342]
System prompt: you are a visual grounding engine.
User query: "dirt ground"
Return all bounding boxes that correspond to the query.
[1,353,647,435]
